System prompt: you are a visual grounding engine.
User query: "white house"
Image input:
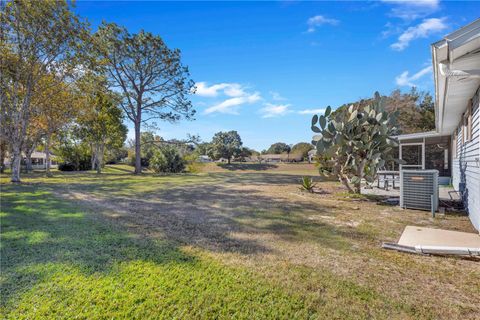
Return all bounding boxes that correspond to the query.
[4,151,58,170]
[397,19,480,231]
[198,155,212,163]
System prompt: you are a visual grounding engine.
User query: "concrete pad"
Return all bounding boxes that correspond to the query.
[398,226,480,248]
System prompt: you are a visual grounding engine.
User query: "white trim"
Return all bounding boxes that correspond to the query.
[399,142,425,170]
[395,131,441,141]
[432,19,480,135]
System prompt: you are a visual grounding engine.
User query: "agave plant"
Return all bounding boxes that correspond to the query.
[311,93,402,194]
[300,176,316,193]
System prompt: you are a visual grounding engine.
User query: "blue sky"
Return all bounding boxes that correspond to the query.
[75,1,479,151]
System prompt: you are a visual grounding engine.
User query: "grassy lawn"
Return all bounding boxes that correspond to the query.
[1,164,479,319]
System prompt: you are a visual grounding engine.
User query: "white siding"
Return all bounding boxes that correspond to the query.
[452,86,480,231]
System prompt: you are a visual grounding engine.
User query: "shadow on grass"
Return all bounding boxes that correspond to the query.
[103,165,135,174]
[216,163,279,171]
[46,172,370,254]
[0,184,195,307]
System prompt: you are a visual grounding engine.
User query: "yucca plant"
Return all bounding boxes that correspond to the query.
[300,176,316,193]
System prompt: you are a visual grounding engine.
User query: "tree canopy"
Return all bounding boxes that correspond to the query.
[0,0,89,182]
[333,88,435,135]
[291,142,314,158]
[267,142,291,154]
[208,131,243,164]
[75,75,127,173]
[95,22,195,174]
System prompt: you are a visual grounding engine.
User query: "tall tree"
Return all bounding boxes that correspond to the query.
[0,0,87,182]
[75,74,127,173]
[95,22,195,174]
[291,142,314,159]
[77,89,127,173]
[267,142,291,154]
[209,131,242,164]
[34,75,77,176]
[23,119,44,173]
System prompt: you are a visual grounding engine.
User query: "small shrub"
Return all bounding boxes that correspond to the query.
[127,153,149,167]
[149,146,185,173]
[187,162,204,173]
[58,163,76,171]
[183,153,204,173]
[299,176,316,193]
[58,158,91,171]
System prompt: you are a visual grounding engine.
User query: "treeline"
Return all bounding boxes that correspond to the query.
[0,0,194,182]
[334,88,435,134]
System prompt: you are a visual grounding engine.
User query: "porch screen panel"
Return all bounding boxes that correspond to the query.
[401,145,422,169]
[425,143,450,176]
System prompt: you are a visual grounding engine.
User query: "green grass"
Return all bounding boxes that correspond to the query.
[0,184,316,319]
[1,166,478,319]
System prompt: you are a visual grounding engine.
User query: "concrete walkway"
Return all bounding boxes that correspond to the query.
[362,185,460,201]
[398,226,480,247]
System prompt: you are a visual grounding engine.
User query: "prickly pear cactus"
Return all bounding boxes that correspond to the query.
[311,95,401,193]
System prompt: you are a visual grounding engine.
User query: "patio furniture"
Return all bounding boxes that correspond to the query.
[377,170,400,190]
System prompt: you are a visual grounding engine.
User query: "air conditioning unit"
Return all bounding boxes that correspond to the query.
[400,170,439,212]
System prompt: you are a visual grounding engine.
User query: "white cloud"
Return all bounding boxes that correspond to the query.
[395,65,432,87]
[197,81,261,115]
[391,18,447,51]
[260,103,291,118]
[382,0,439,20]
[269,91,286,101]
[195,82,245,97]
[306,15,339,33]
[297,108,326,115]
[204,92,261,115]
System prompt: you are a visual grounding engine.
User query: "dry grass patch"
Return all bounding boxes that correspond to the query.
[1,165,478,319]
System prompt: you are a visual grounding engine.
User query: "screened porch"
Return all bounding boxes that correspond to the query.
[377,131,452,189]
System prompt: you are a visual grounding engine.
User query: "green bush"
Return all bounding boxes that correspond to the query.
[149,145,185,173]
[183,153,204,173]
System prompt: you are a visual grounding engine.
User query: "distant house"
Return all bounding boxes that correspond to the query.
[198,155,212,163]
[4,151,58,170]
[261,153,303,163]
[307,149,316,163]
[396,19,480,231]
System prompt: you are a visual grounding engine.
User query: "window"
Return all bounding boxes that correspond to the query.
[453,130,457,159]
[32,158,44,165]
[463,101,472,143]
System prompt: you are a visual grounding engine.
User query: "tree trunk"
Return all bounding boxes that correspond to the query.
[227,156,231,164]
[339,174,354,193]
[134,121,142,174]
[91,144,96,171]
[45,133,51,176]
[25,151,33,173]
[0,141,7,173]
[96,143,104,174]
[334,161,355,193]
[10,146,21,183]
[354,160,367,194]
